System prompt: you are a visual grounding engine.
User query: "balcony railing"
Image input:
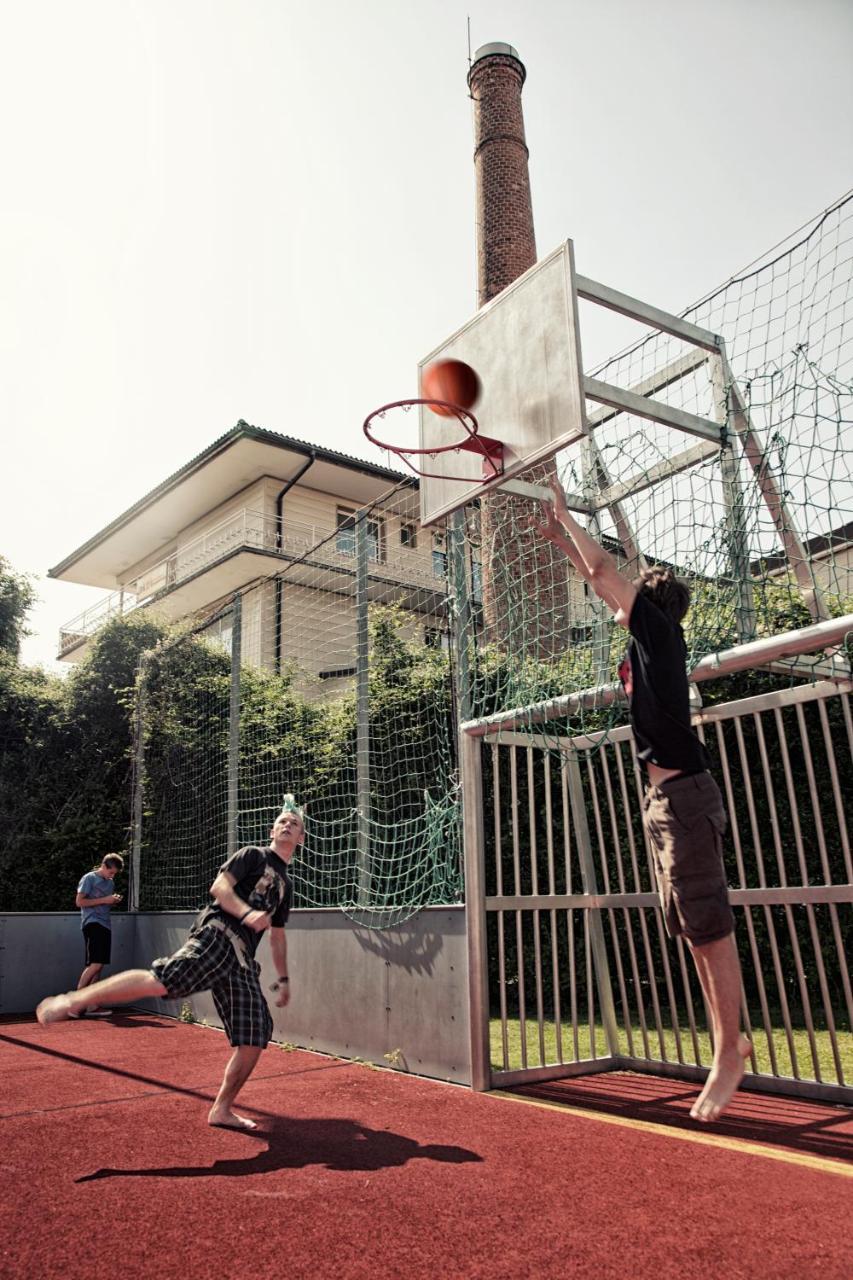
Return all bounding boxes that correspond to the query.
[58,508,448,656]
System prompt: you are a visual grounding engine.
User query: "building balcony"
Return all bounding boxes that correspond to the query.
[57,507,450,660]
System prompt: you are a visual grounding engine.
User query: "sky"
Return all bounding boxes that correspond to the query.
[2,0,852,670]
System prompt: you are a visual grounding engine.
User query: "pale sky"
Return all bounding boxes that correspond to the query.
[3,0,852,669]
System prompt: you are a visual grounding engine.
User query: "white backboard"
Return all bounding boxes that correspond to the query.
[418,240,587,526]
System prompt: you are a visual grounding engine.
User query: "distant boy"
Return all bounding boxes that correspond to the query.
[74,854,124,1017]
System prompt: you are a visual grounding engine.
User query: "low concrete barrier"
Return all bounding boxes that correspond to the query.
[0,906,471,1084]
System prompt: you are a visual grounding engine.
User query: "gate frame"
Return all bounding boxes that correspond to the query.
[462,613,853,1101]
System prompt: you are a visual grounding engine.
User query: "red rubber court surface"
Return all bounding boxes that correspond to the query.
[0,1014,850,1280]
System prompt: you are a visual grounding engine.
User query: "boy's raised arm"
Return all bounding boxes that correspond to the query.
[532,483,637,627]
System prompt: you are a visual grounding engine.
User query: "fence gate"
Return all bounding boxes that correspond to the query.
[462,664,853,1106]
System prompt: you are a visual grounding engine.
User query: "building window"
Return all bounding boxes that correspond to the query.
[400,522,417,549]
[203,615,234,657]
[336,508,385,562]
[424,627,449,651]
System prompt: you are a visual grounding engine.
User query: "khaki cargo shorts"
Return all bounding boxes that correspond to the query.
[642,771,735,947]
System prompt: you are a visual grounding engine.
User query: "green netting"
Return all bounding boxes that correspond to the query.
[135,483,463,926]
[134,193,852,924]
[460,191,853,738]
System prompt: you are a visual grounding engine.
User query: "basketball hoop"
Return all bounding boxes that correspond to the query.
[363,399,504,482]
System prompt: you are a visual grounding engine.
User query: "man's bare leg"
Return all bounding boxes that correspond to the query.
[37,970,167,1025]
[77,963,103,989]
[208,1046,263,1130]
[75,963,105,1014]
[688,932,751,1122]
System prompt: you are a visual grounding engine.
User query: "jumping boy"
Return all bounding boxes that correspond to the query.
[37,798,305,1131]
[533,484,751,1122]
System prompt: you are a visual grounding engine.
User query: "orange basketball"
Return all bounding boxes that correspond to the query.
[422,359,481,417]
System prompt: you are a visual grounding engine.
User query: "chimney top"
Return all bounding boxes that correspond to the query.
[470,42,526,81]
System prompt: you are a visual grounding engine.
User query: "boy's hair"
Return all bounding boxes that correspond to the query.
[633,566,691,623]
[101,854,124,871]
[275,794,305,826]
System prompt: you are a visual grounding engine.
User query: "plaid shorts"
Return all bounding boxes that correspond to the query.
[150,922,273,1048]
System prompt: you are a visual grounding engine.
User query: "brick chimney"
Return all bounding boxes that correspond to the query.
[468,43,571,660]
[468,43,536,305]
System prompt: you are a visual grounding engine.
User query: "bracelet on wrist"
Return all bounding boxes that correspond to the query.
[269,976,289,991]
[239,908,254,922]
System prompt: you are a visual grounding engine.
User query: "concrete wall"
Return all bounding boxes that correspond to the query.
[0,906,471,1086]
[0,913,136,1014]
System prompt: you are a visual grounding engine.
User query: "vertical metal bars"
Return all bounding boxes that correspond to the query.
[465,679,853,1104]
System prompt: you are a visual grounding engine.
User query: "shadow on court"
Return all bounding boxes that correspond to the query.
[0,1024,352,1118]
[512,1072,853,1164]
[77,1115,482,1182]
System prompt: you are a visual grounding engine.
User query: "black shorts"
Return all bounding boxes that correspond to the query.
[82,922,112,966]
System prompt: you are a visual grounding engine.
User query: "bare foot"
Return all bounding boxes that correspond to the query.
[690,1034,752,1123]
[208,1108,258,1131]
[36,995,75,1025]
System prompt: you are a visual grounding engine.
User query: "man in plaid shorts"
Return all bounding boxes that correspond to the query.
[37,798,304,1131]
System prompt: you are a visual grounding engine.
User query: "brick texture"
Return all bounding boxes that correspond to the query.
[468,53,537,305]
[468,48,571,657]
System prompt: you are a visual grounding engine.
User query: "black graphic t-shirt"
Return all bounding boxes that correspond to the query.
[618,593,710,773]
[194,845,292,957]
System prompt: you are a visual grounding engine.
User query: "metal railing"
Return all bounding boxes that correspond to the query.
[58,508,446,655]
[462,614,853,1104]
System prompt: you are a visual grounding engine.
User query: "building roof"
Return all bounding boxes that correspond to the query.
[750,518,853,575]
[50,420,413,589]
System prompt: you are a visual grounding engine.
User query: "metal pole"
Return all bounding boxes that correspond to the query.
[580,439,611,686]
[450,509,473,724]
[227,594,242,857]
[719,343,829,622]
[461,728,491,1090]
[355,511,371,905]
[129,653,148,912]
[461,613,853,736]
[564,752,621,1057]
[709,353,756,643]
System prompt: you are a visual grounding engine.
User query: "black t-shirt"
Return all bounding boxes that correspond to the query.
[194,845,292,957]
[617,593,710,772]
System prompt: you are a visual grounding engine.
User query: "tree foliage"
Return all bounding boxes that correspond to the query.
[0,555,37,659]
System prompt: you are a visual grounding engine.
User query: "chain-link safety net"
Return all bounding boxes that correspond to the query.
[133,483,462,926]
[458,191,853,739]
[132,193,852,923]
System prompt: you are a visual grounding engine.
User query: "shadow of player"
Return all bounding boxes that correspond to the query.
[77,1115,482,1181]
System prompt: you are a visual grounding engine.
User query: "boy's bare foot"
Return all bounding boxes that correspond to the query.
[208,1108,258,1131]
[690,1034,752,1123]
[36,995,76,1025]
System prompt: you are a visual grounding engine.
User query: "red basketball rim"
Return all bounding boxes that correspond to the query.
[363,398,479,456]
[363,399,503,482]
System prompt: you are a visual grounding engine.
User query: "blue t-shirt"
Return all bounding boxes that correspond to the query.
[77,872,115,930]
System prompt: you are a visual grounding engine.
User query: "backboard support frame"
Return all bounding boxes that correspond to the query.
[406,235,831,631]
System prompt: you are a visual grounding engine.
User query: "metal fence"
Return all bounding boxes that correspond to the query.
[462,616,853,1105]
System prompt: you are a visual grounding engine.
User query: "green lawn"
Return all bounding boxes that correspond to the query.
[490,1017,853,1084]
